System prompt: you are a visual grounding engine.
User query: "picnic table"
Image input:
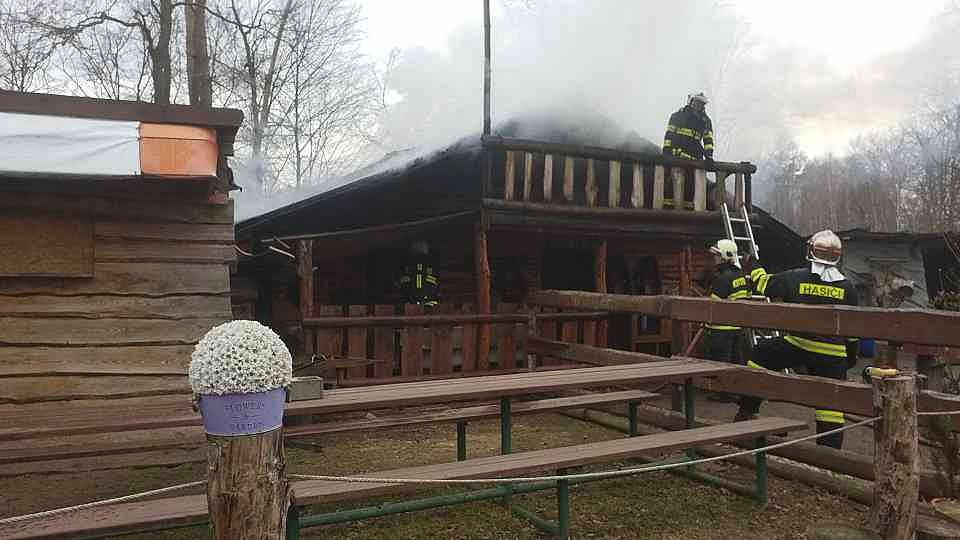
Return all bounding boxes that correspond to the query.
[0,359,809,540]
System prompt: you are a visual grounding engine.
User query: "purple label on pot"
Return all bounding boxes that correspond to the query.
[198,387,285,436]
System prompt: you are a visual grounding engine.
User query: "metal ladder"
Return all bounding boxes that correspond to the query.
[720,202,779,347]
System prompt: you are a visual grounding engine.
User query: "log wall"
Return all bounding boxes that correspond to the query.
[0,186,234,404]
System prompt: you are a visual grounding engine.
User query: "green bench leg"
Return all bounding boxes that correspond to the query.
[500,397,513,506]
[683,378,697,461]
[285,505,301,540]
[755,436,768,504]
[627,400,638,437]
[456,420,467,461]
[557,468,570,540]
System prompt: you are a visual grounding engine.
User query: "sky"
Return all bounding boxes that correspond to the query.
[357,0,951,158]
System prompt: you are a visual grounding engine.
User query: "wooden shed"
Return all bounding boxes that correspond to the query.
[234,129,802,384]
[0,91,243,407]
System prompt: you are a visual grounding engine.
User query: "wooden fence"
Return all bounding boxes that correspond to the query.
[482,135,754,212]
[301,303,611,384]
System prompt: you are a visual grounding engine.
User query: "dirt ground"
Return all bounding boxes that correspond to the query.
[1,404,872,539]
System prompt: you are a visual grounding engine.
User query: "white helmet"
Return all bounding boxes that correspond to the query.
[709,239,740,268]
[807,230,842,266]
[688,92,708,106]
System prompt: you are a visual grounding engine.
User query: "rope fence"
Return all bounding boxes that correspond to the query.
[7,408,960,527]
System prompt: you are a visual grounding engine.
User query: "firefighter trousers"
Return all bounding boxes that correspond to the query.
[738,336,848,449]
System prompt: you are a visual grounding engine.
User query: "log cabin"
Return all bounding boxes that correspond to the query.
[0,91,243,406]
[233,121,803,383]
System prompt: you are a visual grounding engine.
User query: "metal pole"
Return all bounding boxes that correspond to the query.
[557,468,571,540]
[482,0,492,136]
[456,420,467,461]
[684,378,696,461]
[755,437,768,504]
[285,506,301,540]
[500,396,513,506]
[628,400,638,437]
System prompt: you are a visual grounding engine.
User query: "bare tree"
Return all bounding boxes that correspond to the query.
[184,0,211,106]
[0,0,59,91]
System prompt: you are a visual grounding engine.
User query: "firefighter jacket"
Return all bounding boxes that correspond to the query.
[707,262,751,331]
[750,266,859,360]
[662,106,715,161]
[399,259,439,306]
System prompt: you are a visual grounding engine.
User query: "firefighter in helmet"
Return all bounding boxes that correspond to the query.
[736,230,860,449]
[706,239,750,364]
[398,241,439,307]
[663,92,715,164]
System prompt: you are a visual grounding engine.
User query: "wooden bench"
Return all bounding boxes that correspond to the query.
[1,417,806,539]
[2,390,660,471]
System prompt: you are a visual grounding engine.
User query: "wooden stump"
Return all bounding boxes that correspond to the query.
[869,374,919,539]
[207,429,292,539]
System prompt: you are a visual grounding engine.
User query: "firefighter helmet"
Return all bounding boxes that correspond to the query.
[688,92,708,106]
[807,230,842,265]
[709,238,739,266]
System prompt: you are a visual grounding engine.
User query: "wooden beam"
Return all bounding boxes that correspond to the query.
[608,160,621,208]
[475,228,492,369]
[594,240,608,346]
[527,336,663,365]
[653,165,665,210]
[303,311,609,328]
[482,199,721,223]
[714,171,729,209]
[526,291,960,347]
[671,167,685,211]
[504,150,516,201]
[563,157,574,203]
[297,240,314,320]
[522,152,533,201]
[585,158,598,207]
[631,163,644,208]
[543,154,554,202]
[693,169,707,211]
[275,211,477,242]
[734,173,745,209]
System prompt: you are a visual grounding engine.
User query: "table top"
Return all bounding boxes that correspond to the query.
[0,360,732,441]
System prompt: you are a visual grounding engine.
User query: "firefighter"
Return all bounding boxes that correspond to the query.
[662,92,715,164]
[706,239,750,364]
[704,239,750,403]
[735,230,860,449]
[398,241,439,307]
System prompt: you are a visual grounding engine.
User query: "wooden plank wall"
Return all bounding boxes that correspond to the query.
[0,189,234,404]
[305,303,606,382]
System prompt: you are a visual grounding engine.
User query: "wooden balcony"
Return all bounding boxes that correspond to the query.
[481,136,755,220]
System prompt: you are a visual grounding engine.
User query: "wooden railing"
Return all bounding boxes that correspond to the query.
[482,135,755,212]
[301,303,611,384]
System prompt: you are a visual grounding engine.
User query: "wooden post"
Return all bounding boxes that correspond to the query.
[563,157,574,203]
[734,173,745,209]
[298,240,314,319]
[585,158,598,207]
[631,163,644,208]
[504,150,516,201]
[608,160,621,208]
[869,373,919,539]
[594,240,608,347]
[693,169,707,211]
[298,240,315,364]
[543,154,554,202]
[207,430,291,539]
[653,165,665,209]
[522,152,533,201]
[672,167,685,211]
[475,226,492,369]
[714,171,729,209]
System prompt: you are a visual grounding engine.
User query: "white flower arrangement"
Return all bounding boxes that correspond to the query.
[189,320,293,395]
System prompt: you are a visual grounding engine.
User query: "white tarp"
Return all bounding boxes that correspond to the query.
[0,112,140,176]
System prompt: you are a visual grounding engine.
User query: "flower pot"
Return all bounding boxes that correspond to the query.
[197,387,285,436]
